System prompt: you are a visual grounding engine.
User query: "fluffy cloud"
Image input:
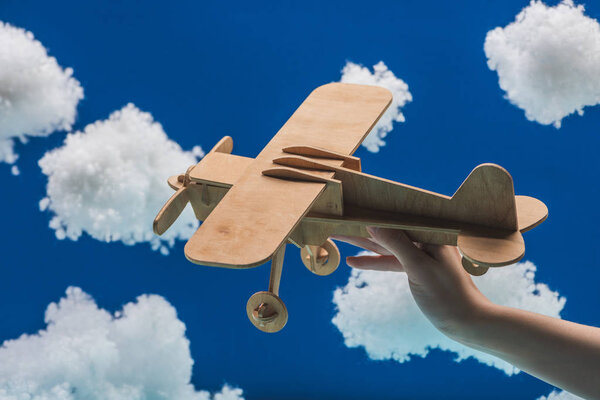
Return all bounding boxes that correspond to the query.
[340,61,412,152]
[0,287,243,400]
[332,256,565,375]
[39,104,203,254]
[484,0,600,128]
[0,21,83,169]
[537,390,584,400]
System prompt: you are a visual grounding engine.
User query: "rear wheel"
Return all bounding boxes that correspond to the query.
[461,257,489,276]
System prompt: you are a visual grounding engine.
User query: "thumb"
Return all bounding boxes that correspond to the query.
[367,227,427,270]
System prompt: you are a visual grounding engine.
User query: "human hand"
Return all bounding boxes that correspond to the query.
[333,227,493,340]
[335,228,600,398]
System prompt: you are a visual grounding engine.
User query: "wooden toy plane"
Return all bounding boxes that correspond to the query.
[153,83,548,333]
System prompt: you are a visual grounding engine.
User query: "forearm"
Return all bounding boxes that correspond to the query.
[452,303,600,399]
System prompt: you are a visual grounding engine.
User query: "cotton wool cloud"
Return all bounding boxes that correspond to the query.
[0,21,83,170]
[39,104,203,254]
[340,61,412,152]
[332,256,565,375]
[0,287,243,400]
[484,0,600,128]
[537,390,584,400]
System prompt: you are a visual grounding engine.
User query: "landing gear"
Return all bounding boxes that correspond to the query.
[461,257,489,276]
[301,239,340,276]
[245,238,342,332]
[246,244,288,333]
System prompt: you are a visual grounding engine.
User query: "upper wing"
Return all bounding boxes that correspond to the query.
[184,83,392,268]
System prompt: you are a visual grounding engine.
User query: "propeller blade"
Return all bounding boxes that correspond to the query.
[153,187,190,235]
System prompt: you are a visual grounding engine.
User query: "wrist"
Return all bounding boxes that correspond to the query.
[444,300,504,346]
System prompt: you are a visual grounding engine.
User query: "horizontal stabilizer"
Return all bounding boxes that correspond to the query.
[457,229,524,267]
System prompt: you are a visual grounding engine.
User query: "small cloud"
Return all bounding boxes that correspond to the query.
[0,21,83,167]
[332,257,565,375]
[484,1,600,128]
[39,104,202,254]
[537,390,584,400]
[340,61,412,152]
[0,287,244,400]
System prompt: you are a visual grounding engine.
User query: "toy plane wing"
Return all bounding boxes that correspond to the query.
[183,83,392,268]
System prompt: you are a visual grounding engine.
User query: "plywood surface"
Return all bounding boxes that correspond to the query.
[184,83,392,268]
[189,152,253,188]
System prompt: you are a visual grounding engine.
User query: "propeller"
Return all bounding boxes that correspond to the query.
[153,166,194,235]
[153,136,233,236]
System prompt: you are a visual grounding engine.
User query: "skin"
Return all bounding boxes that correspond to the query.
[333,227,600,400]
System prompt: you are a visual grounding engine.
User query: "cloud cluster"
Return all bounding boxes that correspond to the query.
[0,287,243,400]
[340,61,412,152]
[537,390,584,400]
[0,21,83,170]
[332,257,565,375]
[485,0,600,128]
[39,104,203,254]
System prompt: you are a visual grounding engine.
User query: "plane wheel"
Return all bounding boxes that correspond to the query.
[462,257,489,276]
[301,239,340,276]
[246,291,288,333]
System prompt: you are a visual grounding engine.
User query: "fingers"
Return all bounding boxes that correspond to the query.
[331,235,393,255]
[417,243,446,259]
[366,227,429,267]
[346,255,404,272]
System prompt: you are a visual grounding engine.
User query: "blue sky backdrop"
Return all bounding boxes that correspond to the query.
[0,0,598,398]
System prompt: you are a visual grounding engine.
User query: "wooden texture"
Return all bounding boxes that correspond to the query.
[300,239,340,276]
[516,195,548,232]
[462,257,489,276]
[152,83,549,332]
[162,146,545,268]
[277,156,533,265]
[262,167,344,216]
[282,145,361,171]
[246,291,288,333]
[208,135,234,155]
[269,244,285,295]
[457,230,524,266]
[184,83,392,268]
[275,157,518,230]
[189,152,253,187]
[153,187,189,235]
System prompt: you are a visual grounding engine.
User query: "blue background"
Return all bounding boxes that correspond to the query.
[1,0,598,398]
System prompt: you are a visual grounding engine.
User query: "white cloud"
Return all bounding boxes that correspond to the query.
[340,61,412,152]
[0,21,83,166]
[332,256,565,375]
[484,0,600,128]
[537,390,584,400]
[0,287,244,400]
[38,104,203,254]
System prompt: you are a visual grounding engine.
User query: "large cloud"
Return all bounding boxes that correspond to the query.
[332,256,566,375]
[0,287,243,400]
[484,0,600,128]
[340,61,412,152]
[0,21,83,171]
[39,104,203,254]
[537,390,584,400]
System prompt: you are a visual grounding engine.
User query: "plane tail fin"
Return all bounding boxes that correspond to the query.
[451,163,518,231]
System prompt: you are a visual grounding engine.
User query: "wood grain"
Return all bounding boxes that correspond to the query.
[184,83,392,268]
